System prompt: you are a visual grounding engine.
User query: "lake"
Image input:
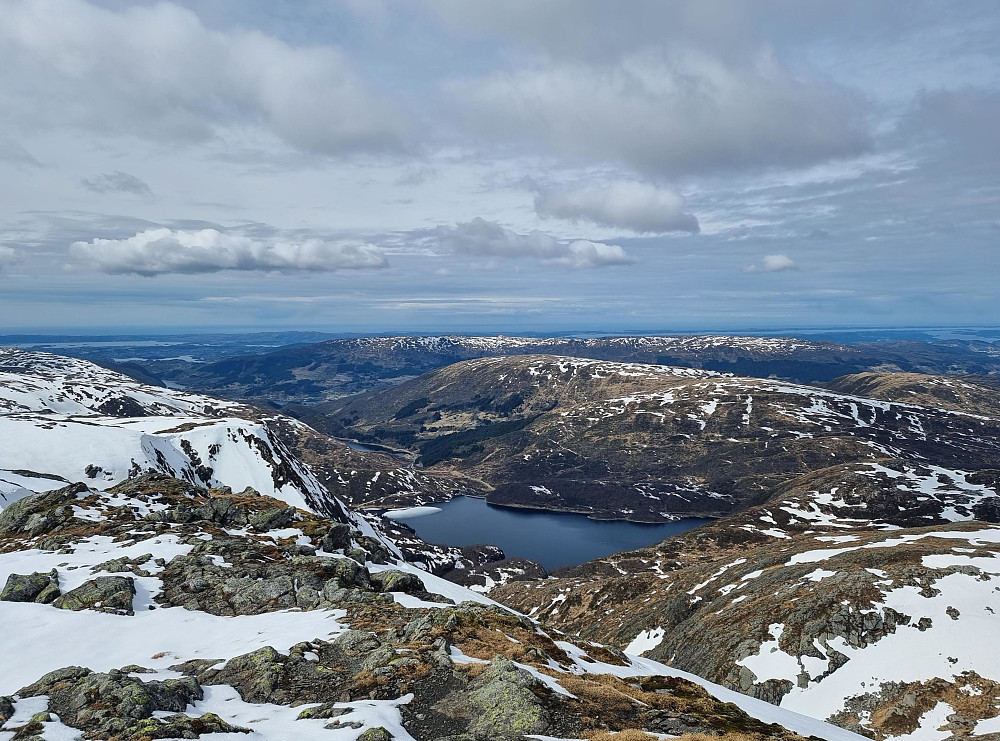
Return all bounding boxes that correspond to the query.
[386,495,712,571]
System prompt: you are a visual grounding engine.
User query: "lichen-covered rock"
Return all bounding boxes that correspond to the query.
[92,554,152,576]
[17,666,93,697]
[199,644,350,706]
[370,569,424,595]
[249,506,297,532]
[357,727,392,741]
[52,575,135,615]
[13,667,223,740]
[158,543,374,615]
[0,483,86,536]
[437,655,549,739]
[195,496,248,527]
[126,711,249,739]
[296,703,351,720]
[1,569,60,603]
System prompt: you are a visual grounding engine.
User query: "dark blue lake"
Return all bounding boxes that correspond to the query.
[387,496,712,571]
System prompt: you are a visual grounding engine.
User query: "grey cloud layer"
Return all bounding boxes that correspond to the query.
[435,218,631,268]
[536,181,699,233]
[81,171,153,198]
[0,0,403,153]
[0,1,997,330]
[452,52,868,177]
[70,228,388,276]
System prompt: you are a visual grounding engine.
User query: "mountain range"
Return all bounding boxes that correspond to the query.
[3,336,1000,741]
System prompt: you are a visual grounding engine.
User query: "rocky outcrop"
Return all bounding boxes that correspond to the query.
[11,667,246,740]
[1,570,60,603]
[0,483,87,538]
[438,656,550,738]
[52,575,135,615]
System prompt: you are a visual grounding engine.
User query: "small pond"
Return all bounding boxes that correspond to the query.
[386,495,712,571]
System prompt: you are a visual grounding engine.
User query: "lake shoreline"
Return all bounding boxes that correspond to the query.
[383,494,714,570]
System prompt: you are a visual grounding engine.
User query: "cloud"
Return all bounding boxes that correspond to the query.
[436,218,631,268]
[907,89,1000,167]
[0,246,19,266]
[745,254,797,273]
[451,50,869,176]
[70,228,388,276]
[0,0,403,153]
[0,137,41,167]
[536,181,699,233]
[81,171,153,198]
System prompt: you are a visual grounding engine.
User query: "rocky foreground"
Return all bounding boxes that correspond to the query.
[495,458,1000,740]
[0,473,854,741]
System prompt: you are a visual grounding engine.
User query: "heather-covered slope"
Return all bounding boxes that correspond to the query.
[496,520,1000,741]
[319,356,1000,521]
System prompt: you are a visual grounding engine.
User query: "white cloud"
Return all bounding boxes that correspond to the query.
[70,228,388,276]
[451,50,868,176]
[745,254,797,273]
[81,171,153,198]
[0,0,402,153]
[536,181,699,233]
[436,218,631,268]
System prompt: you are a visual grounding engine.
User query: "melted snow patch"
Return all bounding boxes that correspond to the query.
[625,627,666,655]
[736,624,801,684]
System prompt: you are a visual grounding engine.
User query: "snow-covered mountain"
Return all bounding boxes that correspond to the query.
[319,355,1000,521]
[0,347,343,515]
[0,347,864,741]
[159,333,1000,405]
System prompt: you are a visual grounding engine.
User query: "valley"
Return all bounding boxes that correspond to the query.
[3,334,1000,741]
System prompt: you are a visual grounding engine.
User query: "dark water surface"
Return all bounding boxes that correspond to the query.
[390,495,712,570]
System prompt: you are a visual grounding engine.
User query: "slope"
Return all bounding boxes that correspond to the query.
[0,348,867,741]
[319,356,1000,521]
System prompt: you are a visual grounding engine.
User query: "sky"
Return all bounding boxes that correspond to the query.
[0,0,998,333]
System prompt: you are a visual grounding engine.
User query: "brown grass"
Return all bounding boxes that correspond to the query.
[586,731,659,741]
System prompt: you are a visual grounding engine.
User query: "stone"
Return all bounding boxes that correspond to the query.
[358,536,392,565]
[455,656,549,739]
[13,666,250,740]
[1,570,60,603]
[297,703,350,720]
[0,696,14,723]
[249,506,297,532]
[358,728,392,741]
[195,497,248,527]
[321,523,352,552]
[52,576,135,615]
[0,485,85,536]
[370,569,424,595]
